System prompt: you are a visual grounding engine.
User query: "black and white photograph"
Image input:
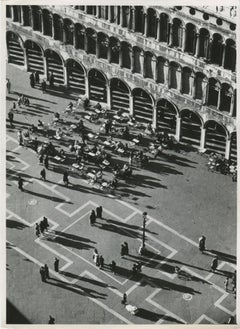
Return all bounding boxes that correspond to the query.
[4,2,238,325]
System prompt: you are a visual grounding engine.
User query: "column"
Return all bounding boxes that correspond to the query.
[20,6,24,24]
[152,105,157,129]
[119,6,123,26]
[129,93,134,116]
[217,86,221,110]
[194,33,200,57]
[168,23,173,46]
[176,67,181,92]
[144,13,147,36]
[202,78,208,104]
[207,38,212,62]
[175,116,181,141]
[43,55,47,79]
[39,12,43,32]
[230,92,235,116]
[72,28,76,48]
[130,7,135,32]
[151,56,157,81]
[63,65,68,86]
[190,73,195,98]
[129,47,132,70]
[84,33,88,53]
[221,43,226,67]
[106,83,111,107]
[140,51,144,76]
[225,138,231,160]
[164,61,169,87]
[200,126,206,150]
[181,27,186,52]
[107,45,111,62]
[96,6,99,18]
[156,18,160,41]
[85,75,89,98]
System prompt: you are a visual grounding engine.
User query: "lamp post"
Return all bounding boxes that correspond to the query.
[138,211,147,255]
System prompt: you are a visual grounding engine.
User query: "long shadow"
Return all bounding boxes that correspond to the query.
[13,91,57,104]
[23,189,70,203]
[46,277,107,299]
[135,308,184,324]
[7,219,28,230]
[147,161,183,176]
[54,231,96,244]
[208,249,236,265]
[104,218,157,235]
[95,221,142,239]
[61,270,116,289]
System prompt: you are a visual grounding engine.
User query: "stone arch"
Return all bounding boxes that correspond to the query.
[66,58,86,94]
[88,68,108,102]
[110,78,131,113]
[44,48,65,84]
[86,28,97,55]
[42,9,52,36]
[180,109,202,146]
[156,98,178,133]
[185,23,196,54]
[109,37,120,64]
[75,23,85,50]
[204,120,228,155]
[22,6,32,26]
[25,39,44,74]
[6,31,25,66]
[198,28,209,58]
[97,32,109,59]
[132,88,155,123]
[224,39,236,72]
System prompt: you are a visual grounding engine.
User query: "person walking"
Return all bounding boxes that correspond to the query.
[90,210,96,226]
[44,155,49,169]
[41,80,47,93]
[121,244,126,257]
[99,255,104,269]
[211,256,218,272]
[40,266,46,282]
[17,130,23,146]
[198,235,206,253]
[43,216,49,231]
[48,315,55,324]
[8,110,14,127]
[54,258,59,272]
[6,78,11,93]
[63,171,69,187]
[44,264,50,280]
[18,176,24,191]
[30,72,35,88]
[121,293,127,305]
[111,260,116,274]
[96,206,103,219]
[93,248,99,264]
[224,277,229,291]
[124,242,129,255]
[35,223,40,237]
[35,71,40,84]
[40,220,45,234]
[40,168,46,181]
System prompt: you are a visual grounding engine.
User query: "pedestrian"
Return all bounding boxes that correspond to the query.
[99,255,104,269]
[17,130,23,145]
[35,71,40,84]
[54,258,59,272]
[96,206,103,219]
[132,264,138,275]
[198,235,206,253]
[6,78,11,93]
[111,260,116,274]
[35,223,40,237]
[49,72,54,87]
[40,168,46,181]
[93,248,99,264]
[43,216,49,231]
[41,80,47,93]
[63,171,69,186]
[40,220,45,234]
[32,137,38,152]
[211,256,218,272]
[48,315,55,324]
[18,176,24,191]
[30,72,35,88]
[12,102,16,110]
[90,210,96,226]
[224,277,229,291]
[124,242,129,255]
[44,264,50,280]
[44,155,49,169]
[40,266,46,282]
[8,111,14,127]
[121,244,126,257]
[121,293,127,304]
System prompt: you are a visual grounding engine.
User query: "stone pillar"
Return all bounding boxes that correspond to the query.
[164,61,169,87]
[195,33,200,57]
[176,67,182,92]
[85,74,89,98]
[181,27,186,52]
[106,82,111,107]
[168,23,173,46]
[96,6,99,18]
[207,38,212,62]
[84,33,88,53]
[20,7,24,24]
[156,18,160,41]
[131,7,135,32]
[140,51,144,76]
[144,13,147,36]
[200,126,206,150]
[107,44,111,62]
[63,64,68,86]
[119,6,123,26]
[43,55,47,79]
[230,92,235,116]
[221,43,226,67]
[151,56,157,81]
[39,12,43,32]
[217,86,221,110]
[175,116,181,141]
[225,138,231,160]
[152,105,157,129]
[202,78,208,104]
[190,73,195,97]
[129,93,134,116]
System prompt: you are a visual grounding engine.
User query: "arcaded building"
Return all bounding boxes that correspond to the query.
[6,5,237,160]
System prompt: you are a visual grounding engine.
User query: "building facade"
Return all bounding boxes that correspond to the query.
[6,5,237,160]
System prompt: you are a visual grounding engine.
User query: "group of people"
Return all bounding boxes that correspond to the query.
[35,217,49,237]
[208,152,237,181]
[89,206,103,225]
[29,71,55,93]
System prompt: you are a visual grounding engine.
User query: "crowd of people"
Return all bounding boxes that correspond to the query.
[208,152,237,181]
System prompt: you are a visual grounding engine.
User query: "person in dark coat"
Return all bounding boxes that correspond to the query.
[99,255,104,269]
[96,206,103,219]
[90,210,96,225]
[54,258,59,272]
[124,242,129,255]
[121,244,126,257]
[48,315,55,324]
[43,216,49,231]
[121,293,127,304]
[211,257,218,272]
[18,176,24,191]
[8,111,14,127]
[199,235,206,253]
[35,223,40,237]
[40,266,46,282]
[39,154,44,165]
[44,155,49,169]
[30,72,35,88]
[41,80,47,93]
[40,220,45,234]
[44,264,50,279]
[110,260,116,274]
[40,168,46,181]
[63,172,69,187]
[35,71,40,84]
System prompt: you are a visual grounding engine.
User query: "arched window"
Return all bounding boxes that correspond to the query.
[159,13,169,42]
[156,57,166,84]
[86,6,96,15]
[22,6,31,26]
[211,33,223,66]
[132,47,142,74]
[185,23,196,54]
[63,19,74,45]
[42,9,52,36]
[224,39,236,72]
[97,32,109,59]
[121,42,131,69]
[6,6,12,18]
[169,62,180,89]
[147,8,157,38]
[135,6,144,33]
[53,14,63,41]
[208,78,220,107]
[219,83,232,113]
[86,28,97,54]
[144,52,153,78]
[13,6,21,22]
[75,24,85,50]
[109,37,120,64]
[195,72,205,100]
[198,28,209,58]
[31,6,42,31]
[171,18,183,48]
[181,67,192,94]
[122,6,130,28]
